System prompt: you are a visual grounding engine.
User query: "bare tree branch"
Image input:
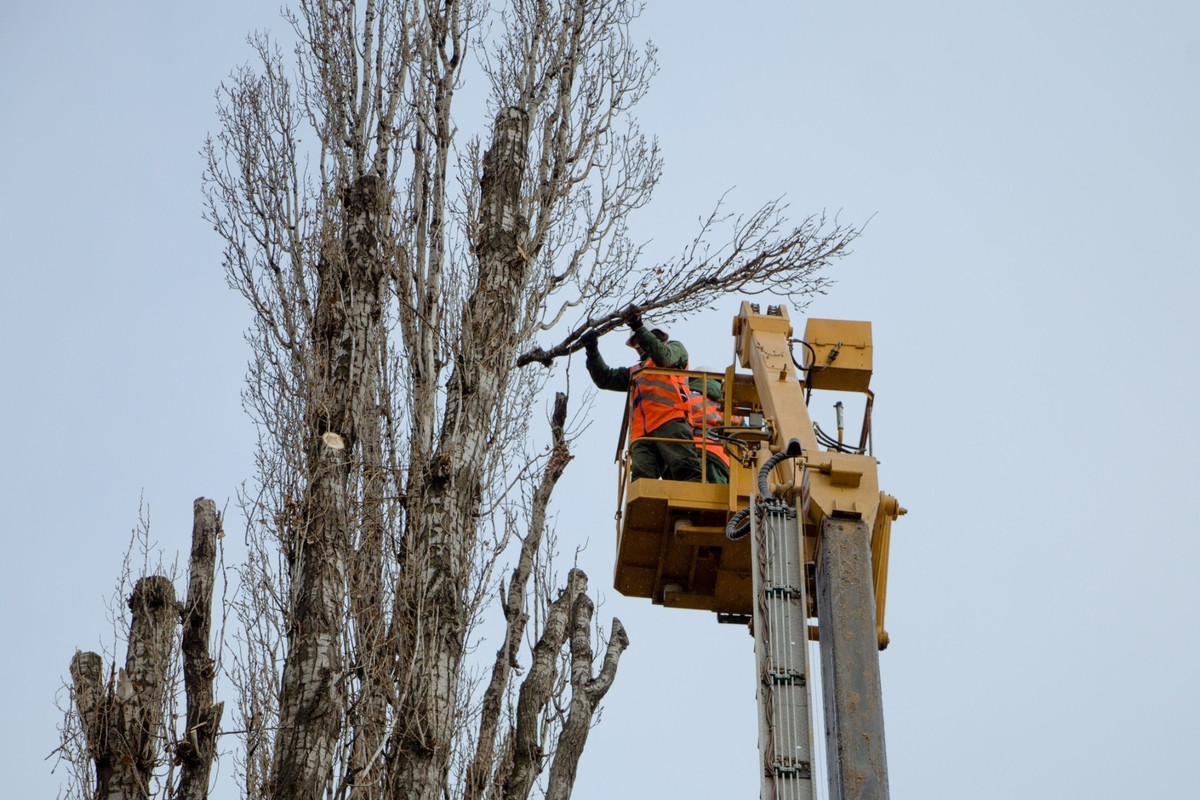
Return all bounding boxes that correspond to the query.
[466,392,572,800]
[501,568,588,800]
[516,204,858,367]
[545,599,630,800]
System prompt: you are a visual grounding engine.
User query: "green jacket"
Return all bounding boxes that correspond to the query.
[586,328,689,391]
[688,376,725,402]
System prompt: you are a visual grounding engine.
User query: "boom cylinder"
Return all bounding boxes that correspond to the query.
[817,516,890,800]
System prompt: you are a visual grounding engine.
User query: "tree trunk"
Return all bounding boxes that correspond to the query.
[271,172,392,800]
[177,498,225,800]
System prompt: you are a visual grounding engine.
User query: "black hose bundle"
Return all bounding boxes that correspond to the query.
[725,507,752,540]
[725,439,804,540]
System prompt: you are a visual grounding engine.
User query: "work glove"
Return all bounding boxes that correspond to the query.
[580,330,599,355]
[624,305,644,333]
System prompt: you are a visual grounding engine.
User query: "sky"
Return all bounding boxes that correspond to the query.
[3,1,1199,798]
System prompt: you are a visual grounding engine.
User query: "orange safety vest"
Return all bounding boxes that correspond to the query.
[629,358,690,438]
[686,391,730,466]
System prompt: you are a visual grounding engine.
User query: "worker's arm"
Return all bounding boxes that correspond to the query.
[584,341,632,391]
[631,326,688,369]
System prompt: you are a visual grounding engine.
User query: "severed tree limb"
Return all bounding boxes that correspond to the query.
[177,498,226,800]
[500,569,588,800]
[544,598,630,800]
[517,306,642,368]
[71,576,178,800]
[466,393,573,800]
[515,206,859,367]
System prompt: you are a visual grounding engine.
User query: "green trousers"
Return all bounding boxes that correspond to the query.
[630,418,703,481]
[701,453,730,485]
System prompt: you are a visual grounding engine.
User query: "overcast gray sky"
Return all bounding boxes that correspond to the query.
[3,1,1198,798]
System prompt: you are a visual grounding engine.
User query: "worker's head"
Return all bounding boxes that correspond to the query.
[626,328,669,356]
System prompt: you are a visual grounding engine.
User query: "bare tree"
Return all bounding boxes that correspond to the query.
[63,1,856,798]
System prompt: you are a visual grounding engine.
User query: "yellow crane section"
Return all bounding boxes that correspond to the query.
[612,302,904,645]
[609,301,904,800]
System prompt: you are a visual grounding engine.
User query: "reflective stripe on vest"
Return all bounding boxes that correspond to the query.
[694,433,729,466]
[686,393,724,429]
[629,359,689,438]
[686,392,730,465]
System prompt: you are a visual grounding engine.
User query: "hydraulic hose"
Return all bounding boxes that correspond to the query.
[725,438,805,541]
[756,448,790,500]
[725,507,751,541]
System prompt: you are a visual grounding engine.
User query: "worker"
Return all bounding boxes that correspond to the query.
[685,379,735,484]
[582,311,702,482]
